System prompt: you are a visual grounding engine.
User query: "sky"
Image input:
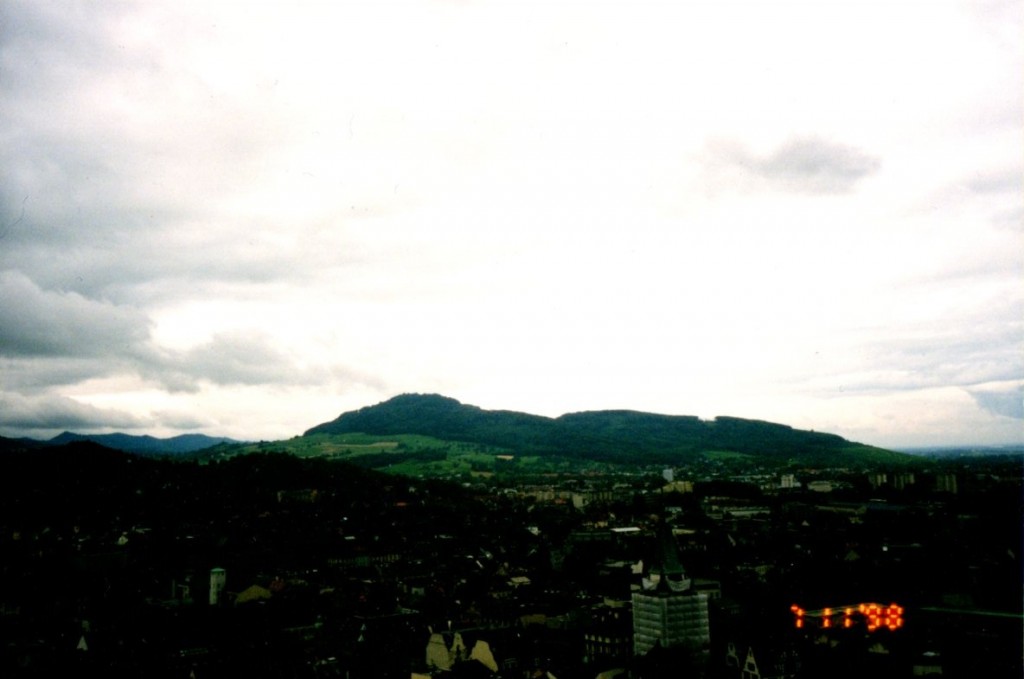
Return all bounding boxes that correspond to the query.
[1,0,1021,449]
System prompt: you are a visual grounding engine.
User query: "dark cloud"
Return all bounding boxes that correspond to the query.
[0,2,310,306]
[0,270,151,358]
[0,391,149,432]
[705,136,881,194]
[0,272,325,392]
[0,357,132,392]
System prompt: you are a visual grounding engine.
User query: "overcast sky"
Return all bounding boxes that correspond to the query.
[1,0,1021,448]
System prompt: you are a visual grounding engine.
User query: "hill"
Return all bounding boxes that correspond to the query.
[304,393,910,467]
[43,432,239,456]
[0,435,49,453]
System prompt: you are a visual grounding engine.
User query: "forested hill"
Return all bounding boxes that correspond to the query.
[0,432,237,456]
[304,394,909,466]
[46,432,238,455]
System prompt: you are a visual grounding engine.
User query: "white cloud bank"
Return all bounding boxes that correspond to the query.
[0,0,1020,447]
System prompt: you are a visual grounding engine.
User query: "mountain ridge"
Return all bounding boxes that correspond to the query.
[305,393,909,466]
[0,432,241,456]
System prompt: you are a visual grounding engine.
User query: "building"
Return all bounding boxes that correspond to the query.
[891,472,916,490]
[632,524,710,657]
[933,473,958,494]
[209,568,226,606]
[582,601,633,667]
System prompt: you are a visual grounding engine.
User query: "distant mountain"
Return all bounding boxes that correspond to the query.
[305,393,910,466]
[45,432,239,456]
[0,435,49,453]
[896,444,1024,459]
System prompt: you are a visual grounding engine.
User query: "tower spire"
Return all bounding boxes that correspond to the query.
[645,520,691,592]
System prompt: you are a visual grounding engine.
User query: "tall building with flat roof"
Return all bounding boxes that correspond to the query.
[934,473,958,494]
[209,567,226,606]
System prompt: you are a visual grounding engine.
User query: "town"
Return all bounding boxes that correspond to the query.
[1,438,1019,678]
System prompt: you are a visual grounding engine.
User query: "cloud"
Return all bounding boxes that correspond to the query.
[0,271,366,394]
[0,1,318,305]
[0,357,131,392]
[968,384,1024,420]
[0,391,149,433]
[143,332,315,393]
[792,287,1023,404]
[0,270,151,358]
[801,385,1024,449]
[153,408,220,431]
[818,330,1021,398]
[705,136,881,194]
[0,1,1018,446]
[964,168,1023,195]
[755,137,882,192]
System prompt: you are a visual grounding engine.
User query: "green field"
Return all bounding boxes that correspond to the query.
[199,433,638,480]
[202,433,515,478]
[197,429,918,481]
[701,449,756,461]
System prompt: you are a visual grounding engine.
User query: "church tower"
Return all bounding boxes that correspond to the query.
[631,523,710,656]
